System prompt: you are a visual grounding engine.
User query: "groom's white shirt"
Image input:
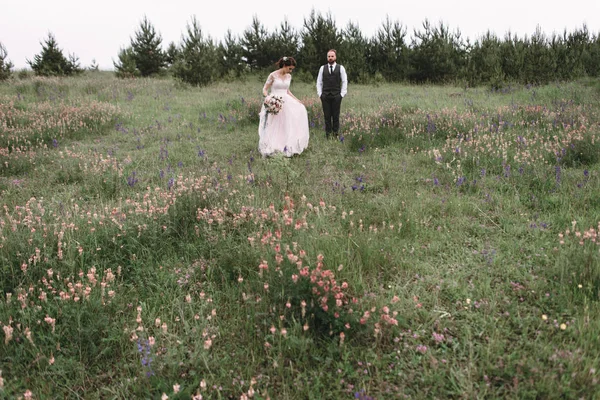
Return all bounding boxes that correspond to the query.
[316,62,348,98]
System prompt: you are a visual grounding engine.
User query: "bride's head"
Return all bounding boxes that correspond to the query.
[277,56,297,69]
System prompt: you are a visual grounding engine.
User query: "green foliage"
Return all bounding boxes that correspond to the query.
[171,17,218,86]
[130,16,166,76]
[272,19,300,60]
[165,41,181,68]
[521,26,556,84]
[27,33,83,76]
[105,15,600,86]
[217,30,246,78]
[114,46,140,78]
[556,133,600,167]
[339,22,369,83]
[299,9,342,77]
[467,31,504,87]
[499,32,526,82]
[0,41,13,81]
[17,69,30,79]
[367,16,409,82]
[240,16,279,71]
[409,20,467,83]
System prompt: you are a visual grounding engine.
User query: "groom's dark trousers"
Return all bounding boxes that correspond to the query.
[321,94,342,138]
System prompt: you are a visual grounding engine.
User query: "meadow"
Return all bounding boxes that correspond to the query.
[0,72,599,399]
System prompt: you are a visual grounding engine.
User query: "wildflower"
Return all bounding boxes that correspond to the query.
[416,344,428,354]
[203,338,212,349]
[3,325,13,344]
[560,323,567,330]
[173,383,180,393]
[25,327,34,344]
[542,314,548,321]
[161,393,169,400]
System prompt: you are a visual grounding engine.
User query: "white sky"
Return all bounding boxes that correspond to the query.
[1,0,598,70]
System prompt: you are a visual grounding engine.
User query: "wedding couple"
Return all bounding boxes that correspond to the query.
[258,50,348,157]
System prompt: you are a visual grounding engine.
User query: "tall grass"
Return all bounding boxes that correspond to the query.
[0,72,599,399]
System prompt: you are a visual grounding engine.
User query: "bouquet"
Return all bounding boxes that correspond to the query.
[264,95,284,116]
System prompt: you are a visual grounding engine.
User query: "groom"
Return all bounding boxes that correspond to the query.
[316,49,348,139]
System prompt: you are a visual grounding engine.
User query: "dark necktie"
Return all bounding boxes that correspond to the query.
[329,65,333,74]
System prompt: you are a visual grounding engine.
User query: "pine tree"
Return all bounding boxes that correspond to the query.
[340,21,369,83]
[113,46,140,78]
[585,31,600,77]
[299,9,342,78]
[217,30,245,78]
[467,31,504,87]
[499,32,525,82]
[171,16,218,86]
[130,16,166,76]
[409,20,466,83]
[165,42,181,68]
[240,16,277,70]
[522,26,555,84]
[368,16,409,82]
[0,42,13,81]
[27,33,83,76]
[273,19,299,59]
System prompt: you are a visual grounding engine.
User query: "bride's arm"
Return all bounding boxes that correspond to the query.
[262,73,274,96]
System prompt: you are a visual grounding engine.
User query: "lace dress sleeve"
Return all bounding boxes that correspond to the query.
[262,73,275,95]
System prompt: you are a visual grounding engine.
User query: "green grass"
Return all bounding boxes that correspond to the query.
[0,72,599,399]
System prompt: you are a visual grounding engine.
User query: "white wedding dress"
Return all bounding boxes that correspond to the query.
[258,72,310,157]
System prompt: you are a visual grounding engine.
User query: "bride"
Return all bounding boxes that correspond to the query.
[259,56,309,157]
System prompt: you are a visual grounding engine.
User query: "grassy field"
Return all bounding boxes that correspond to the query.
[0,72,599,399]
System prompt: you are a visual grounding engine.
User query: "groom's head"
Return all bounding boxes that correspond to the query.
[327,50,337,65]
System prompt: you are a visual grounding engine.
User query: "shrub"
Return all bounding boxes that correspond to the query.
[27,33,83,76]
[114,46,140,78]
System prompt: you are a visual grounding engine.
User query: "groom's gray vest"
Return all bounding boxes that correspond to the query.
[322,64,341,97]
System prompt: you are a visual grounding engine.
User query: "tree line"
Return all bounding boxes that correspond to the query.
[2,10,600,87]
